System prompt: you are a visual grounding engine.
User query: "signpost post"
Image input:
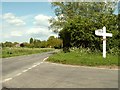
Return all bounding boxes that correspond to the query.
[95,26,112,58]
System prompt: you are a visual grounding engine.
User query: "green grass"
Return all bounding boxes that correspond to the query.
[1,47,54,58]
[47,49,118,67]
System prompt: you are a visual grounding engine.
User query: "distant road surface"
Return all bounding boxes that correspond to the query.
[2,50,118,88]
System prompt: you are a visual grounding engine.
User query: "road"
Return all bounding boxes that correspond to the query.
[2,51,118,88]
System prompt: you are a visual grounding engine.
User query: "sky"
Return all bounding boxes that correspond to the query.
[1,1,119,43]
[1,2,57,43]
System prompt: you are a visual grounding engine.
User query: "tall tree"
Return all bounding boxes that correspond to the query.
[49,2,117,52]
[30,38,34,44]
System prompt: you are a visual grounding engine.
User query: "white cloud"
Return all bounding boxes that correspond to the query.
[26,27,58,40]
[27,27,50,35]
[27,28,42,34]
[3,13,26,26]
[2,33,10,38]
[2,30,23,38]
[2,13,58,42]
[2,26,58,42]
[33,14,51,27]
[11,31,23,37]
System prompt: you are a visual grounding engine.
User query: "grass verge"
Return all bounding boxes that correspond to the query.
[1,47,54,58]
[47,49,118,67]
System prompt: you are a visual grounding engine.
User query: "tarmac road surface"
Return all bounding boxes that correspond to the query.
[2,51,118,88]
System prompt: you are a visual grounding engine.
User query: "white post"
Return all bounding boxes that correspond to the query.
[103,26,106,58]
[95,26,112,58]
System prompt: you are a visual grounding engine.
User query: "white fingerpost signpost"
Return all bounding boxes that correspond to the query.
[95,26,112,58]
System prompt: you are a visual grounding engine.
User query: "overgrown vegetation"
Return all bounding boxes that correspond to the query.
[47,2,119,67]
[50,2,119,53]
[1,47,54,58]
[47,48,119,67]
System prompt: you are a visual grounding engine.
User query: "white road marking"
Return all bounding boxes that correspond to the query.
[45,62,118,71]
[3,57,49,82]
[22,69,28,72]
[28,67,32,70]
[15,73,22,76]
[32,64,37,68]
[43,57,49,62]
[3,78,12,82]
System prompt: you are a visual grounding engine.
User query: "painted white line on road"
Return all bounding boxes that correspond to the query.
[27,57,48,70]
[15,73,22,76]
[28,67,32,70]
[36,63,41,65]
[3,57,48,83]
[22,69,28,72]
[3,78,12,82]
[45,62,118,71]
[43,57,49,62]
[32,64,38,68]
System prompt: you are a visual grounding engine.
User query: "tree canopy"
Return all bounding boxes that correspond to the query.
[49,2,119,53]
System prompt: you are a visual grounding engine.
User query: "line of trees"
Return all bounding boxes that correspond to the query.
[49,2,119,54]
[1,36,62,49]
[28,36,62,48]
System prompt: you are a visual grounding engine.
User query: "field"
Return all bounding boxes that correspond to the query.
[1,47,54,58]
[47,49,119,68]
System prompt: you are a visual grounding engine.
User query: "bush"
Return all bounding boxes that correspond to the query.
[109,47,119,55]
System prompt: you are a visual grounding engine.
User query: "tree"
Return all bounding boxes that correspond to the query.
[47,36,55,48]
[47,36,62,48]
[3,42,13,47]
[50,2,117,52]
[50,2,116,32]
[30,38,34,44]
[59,27,71,52]
[33,39,41,48]
[40,41,47,48]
